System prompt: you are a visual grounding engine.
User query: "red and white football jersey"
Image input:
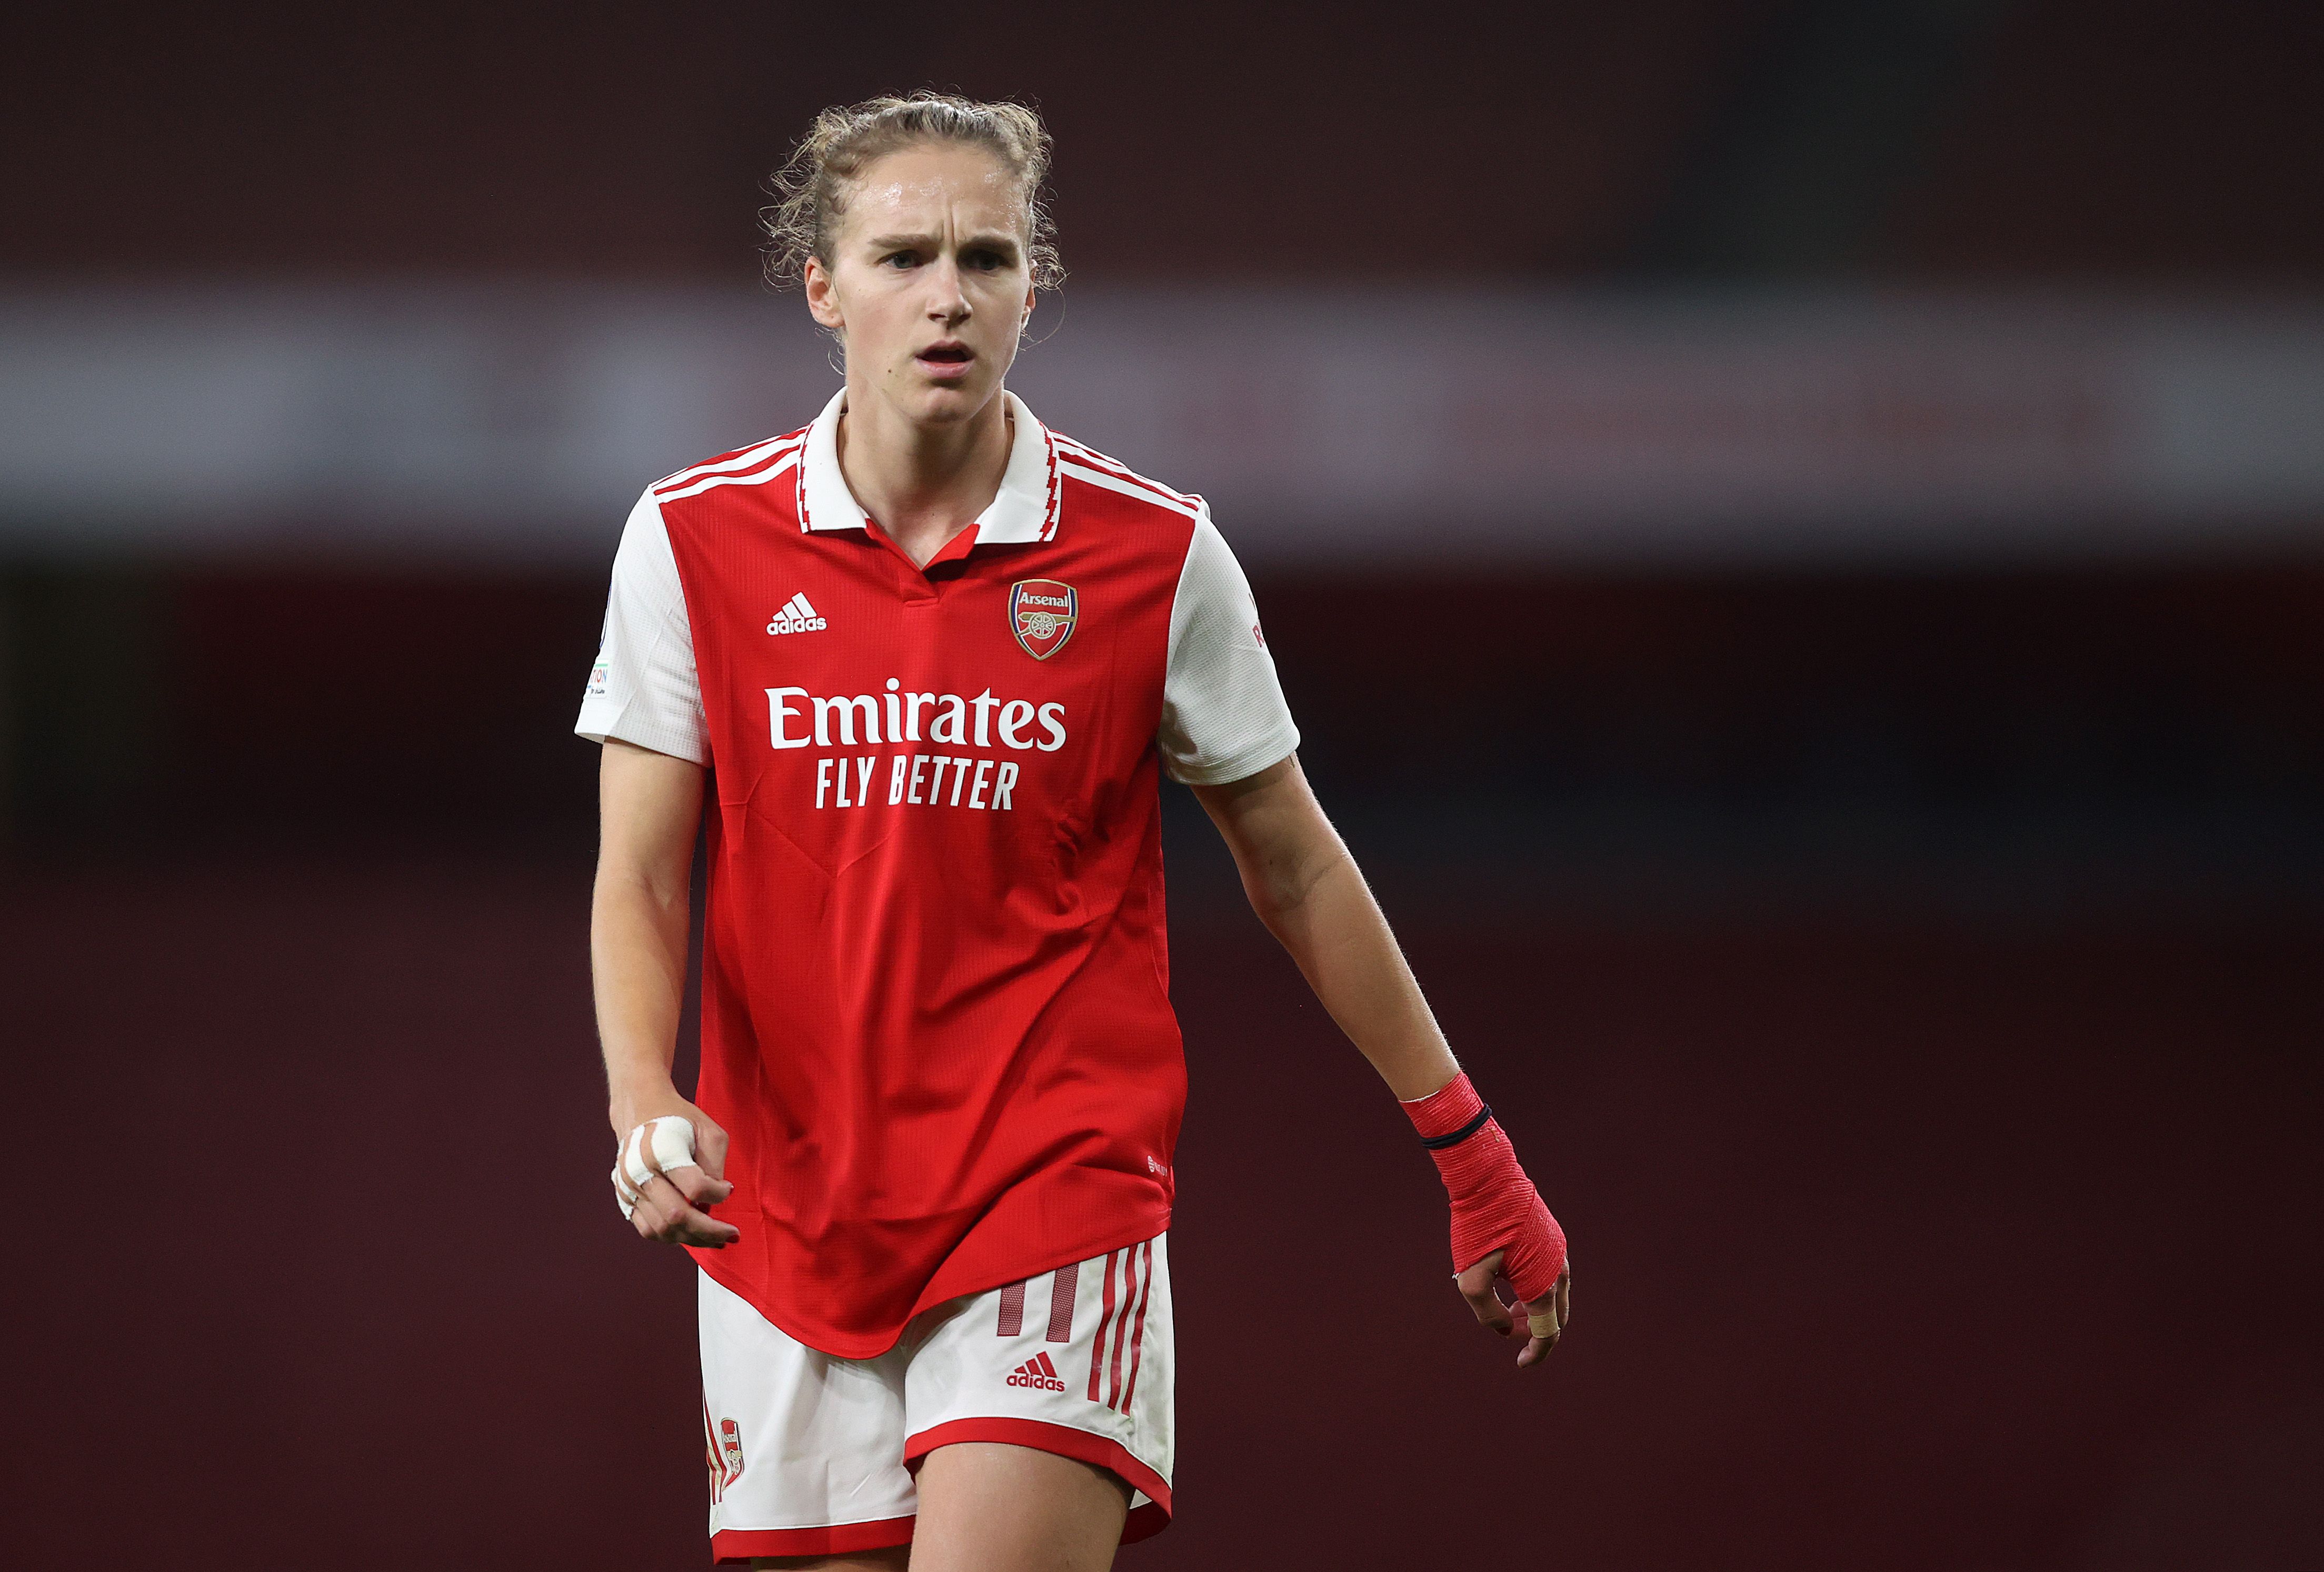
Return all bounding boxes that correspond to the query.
[577,389,1298,1358]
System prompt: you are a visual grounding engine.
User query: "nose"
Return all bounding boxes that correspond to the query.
[925,257,970,326]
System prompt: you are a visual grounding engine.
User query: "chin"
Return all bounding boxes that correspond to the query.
[902,376,996,422]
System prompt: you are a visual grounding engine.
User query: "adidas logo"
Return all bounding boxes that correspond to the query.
[766,593,827,635]
[1006,1352,1068,1392]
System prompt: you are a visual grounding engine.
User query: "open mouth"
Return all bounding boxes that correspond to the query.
[916,342,974,376]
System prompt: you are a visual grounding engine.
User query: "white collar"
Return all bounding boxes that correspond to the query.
[797,386,1061,544]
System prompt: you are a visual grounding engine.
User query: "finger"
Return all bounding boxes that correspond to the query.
[1513,1306,1557,1368]
[661,1174,738,1242]
[1513,1268,1572,1369]
[670,1206,738,1247]
[627,1117,702,1191]
[639,1120,731,1215]
[676,1209,739,1248]
[634,1171,685,1231]
[639,1173,739,1247]
[611,1161,645,1220]
[1524,1270,1568,1339]
[696,1121,730,1183]
[629,1186,673,1238]
[621,1123,659,1199]
[1455,1250,1515,1336]
[641,1194,723,1246]
[666,1164,735,1209]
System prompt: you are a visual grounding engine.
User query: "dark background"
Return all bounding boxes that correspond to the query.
[5,3,2320,1568]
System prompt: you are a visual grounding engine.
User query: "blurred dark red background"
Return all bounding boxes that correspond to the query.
[4,2,2320,1568]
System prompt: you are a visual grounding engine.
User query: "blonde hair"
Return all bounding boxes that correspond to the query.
[762,92,1063,291]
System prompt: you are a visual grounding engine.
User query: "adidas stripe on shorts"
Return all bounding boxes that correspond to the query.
[698,1231,1174,1561]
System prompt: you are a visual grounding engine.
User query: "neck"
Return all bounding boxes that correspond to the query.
[835,380,1013,569]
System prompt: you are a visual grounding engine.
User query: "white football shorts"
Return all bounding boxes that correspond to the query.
[698,1231,1174,1561]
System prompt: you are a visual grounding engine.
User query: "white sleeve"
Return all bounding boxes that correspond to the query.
[574,488,710,765]
[1158,510,1300,784]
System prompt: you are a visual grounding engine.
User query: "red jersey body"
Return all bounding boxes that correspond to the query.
[579,390,1298,1358]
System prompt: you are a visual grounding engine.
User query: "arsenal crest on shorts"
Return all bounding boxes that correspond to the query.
[1009,579,1079,660]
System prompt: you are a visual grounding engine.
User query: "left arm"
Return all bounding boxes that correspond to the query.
[1191,754,1571,1367]
[1189,756,1458,1101]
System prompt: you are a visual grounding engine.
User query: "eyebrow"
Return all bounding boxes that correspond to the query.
[863,232,1022,254]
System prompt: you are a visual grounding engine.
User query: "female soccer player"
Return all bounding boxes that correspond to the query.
[578,93,1570,1571]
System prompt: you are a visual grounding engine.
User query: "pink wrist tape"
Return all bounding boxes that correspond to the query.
[1403,1072,1567,1303]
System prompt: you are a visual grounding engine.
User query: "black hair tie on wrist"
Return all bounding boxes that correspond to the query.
[1419,1104,1493,1150]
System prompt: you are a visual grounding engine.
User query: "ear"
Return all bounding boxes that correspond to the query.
[804,255,845,332]
[1021,279,1036,327]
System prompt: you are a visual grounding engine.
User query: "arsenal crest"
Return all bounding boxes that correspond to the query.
[719,1418,745,1483]
[1009,579,1079,660]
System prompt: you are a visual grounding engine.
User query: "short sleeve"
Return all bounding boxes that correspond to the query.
[1158,510,1300,784]
[574,489,709,765]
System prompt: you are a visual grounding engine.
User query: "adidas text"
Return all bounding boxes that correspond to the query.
[1007,1353,1069,1391]
[767,592,827,635]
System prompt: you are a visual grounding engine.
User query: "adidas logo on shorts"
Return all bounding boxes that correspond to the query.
[1006,1351,1068,1392]
[766,593,827,635]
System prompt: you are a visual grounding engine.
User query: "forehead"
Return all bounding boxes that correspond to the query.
[837,142,1028,239]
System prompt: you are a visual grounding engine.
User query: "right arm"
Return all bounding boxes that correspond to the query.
[591,736,739,1247]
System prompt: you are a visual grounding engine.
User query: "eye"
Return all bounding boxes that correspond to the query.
[882,250,919,270]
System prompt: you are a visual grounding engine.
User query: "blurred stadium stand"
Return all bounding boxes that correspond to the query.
[4,3,2319,1569]
[1890,0,2324,277]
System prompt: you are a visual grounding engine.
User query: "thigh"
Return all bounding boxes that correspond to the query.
[746,1552,909,1571]
[907,1440,1129,1572]
[701,1270,918,1562]
[900,1232,1175,1544]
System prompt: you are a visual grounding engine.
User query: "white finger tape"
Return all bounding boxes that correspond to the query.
[611,1116,700,1220]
